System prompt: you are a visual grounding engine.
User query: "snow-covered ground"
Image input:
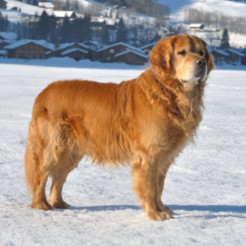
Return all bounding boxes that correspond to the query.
[0,59,246,245]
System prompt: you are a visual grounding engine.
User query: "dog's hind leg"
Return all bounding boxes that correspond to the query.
[49,122,83,209]
[49,150,82,209]
[25,119,53,210]
[31,144,54,210]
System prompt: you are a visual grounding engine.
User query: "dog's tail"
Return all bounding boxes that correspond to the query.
[24,119,38,195]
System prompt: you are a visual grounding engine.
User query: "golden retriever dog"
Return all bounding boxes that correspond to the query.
[25,34,214,220]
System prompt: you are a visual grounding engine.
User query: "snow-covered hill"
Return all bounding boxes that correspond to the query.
[158,0,246,20]
[0,59,246,245]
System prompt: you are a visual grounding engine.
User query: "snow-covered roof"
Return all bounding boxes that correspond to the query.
[0,32,17,41]
[56,42,89,51]
[5,40,55,50]
[61,48,88,56]
[139,42,156,50]
[114,50,148,59]
[226,48,245,57]
[38,2,54,9]
[211,48,229,56]
[52,11,75,18]
[97,42,144,54]
[190,23,205,28]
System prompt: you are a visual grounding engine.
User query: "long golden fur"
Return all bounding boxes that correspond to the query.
[25,34,214,220]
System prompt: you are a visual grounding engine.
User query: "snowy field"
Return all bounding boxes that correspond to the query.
[0,59,246,245]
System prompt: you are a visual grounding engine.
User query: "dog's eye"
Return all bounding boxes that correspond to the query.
[199,50,204,56]
[178,50,186,55]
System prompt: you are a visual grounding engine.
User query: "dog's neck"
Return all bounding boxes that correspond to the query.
[141,67,205,138]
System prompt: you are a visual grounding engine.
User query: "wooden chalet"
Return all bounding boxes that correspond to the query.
[5,40,54,59]
[139,42,156,55]
[225,48,245,64]
[114,50,148,65]
[96,42,145,62]
[47,42,91,60]
[189,23,205,32]
[211,48,229,65]
[61,48,88,61]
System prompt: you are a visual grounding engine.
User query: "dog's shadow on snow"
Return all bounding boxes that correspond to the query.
[69,204,246,215]
[169,204,246,219]
[170,204,246,213]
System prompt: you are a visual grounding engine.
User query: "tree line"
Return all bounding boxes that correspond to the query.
[1,10,160,45]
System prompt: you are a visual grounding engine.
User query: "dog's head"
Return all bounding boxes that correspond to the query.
[149,34,214,91]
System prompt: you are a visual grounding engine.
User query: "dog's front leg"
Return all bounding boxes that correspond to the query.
[132,158,171,221]
[157,169,174,216]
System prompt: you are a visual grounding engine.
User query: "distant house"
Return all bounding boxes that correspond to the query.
[38,2,54,9]
[211,48,229,65]
[96,42,145,62]
[61,48,88,61]
[139,42,156,55]
[48,42,91,60]
[114,50,148,65]
[83,41,102,51]
[0,32,18,42]
[0,40,9,49]
[189,23,205,32]
[225,48,245,64]
[52,11,77,19]
[5,40,54,59]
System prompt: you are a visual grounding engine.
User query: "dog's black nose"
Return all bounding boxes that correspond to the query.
[197,58,206,67]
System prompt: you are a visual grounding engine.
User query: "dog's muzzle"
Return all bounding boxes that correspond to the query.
[195,58,207,83]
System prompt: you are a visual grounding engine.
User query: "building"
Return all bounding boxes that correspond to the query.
[47,42,92,60]
[52,11,77,19]
[38,2,54,9]
[5,40,54,59]
[225,48,245,65]
[96,42,145,62]
[139,42,156,55]
[211,48,229,65]
[189,23,205,32]
[0,32,18,42]
[61,48,88,61]
[114,50,148,65]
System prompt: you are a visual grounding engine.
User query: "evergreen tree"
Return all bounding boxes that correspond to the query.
[49,14,58,43]
[116,18,127,42]
[37,11,50,40]
[220,28,230,49]
[60,16,71,42]
[0,0,7,9]
[101,21,110,44]
[83,15,92,42]
[0,12,8,31]
[33,0,38,6]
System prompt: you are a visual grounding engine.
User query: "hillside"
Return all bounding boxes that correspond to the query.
[157,0,246,22]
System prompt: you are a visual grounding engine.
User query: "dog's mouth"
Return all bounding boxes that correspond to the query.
[181,69,207,84]
[195,65,207,83]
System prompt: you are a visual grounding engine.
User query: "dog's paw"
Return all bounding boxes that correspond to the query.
[163,206,174,216]
[158,202,174,216]
[31,200,53,210]
[146,210,171,221]
[50,200,69,209]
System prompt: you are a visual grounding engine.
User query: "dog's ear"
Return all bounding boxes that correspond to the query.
[149,38,173,72]
[202,41,215,74]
